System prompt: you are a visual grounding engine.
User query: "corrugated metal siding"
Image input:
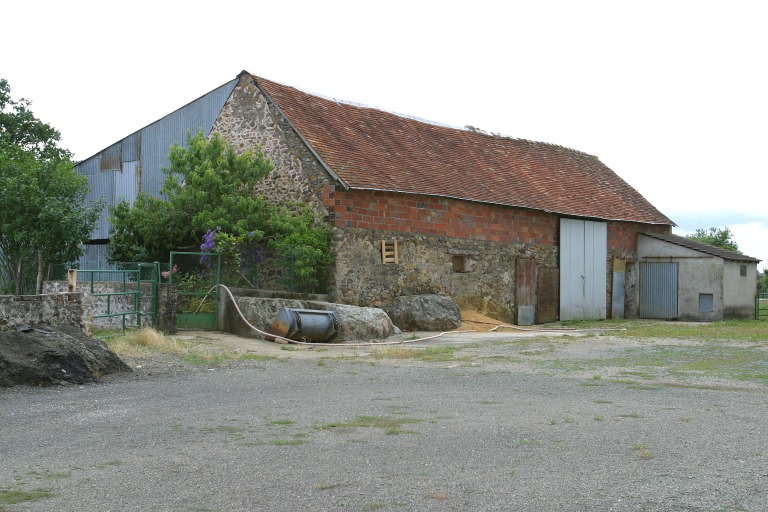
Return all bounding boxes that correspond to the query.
[639,262,678,319]
[76,78,238,243]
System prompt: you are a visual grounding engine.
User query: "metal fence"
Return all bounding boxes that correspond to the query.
[757,292,768,320]
[77,264,160,330]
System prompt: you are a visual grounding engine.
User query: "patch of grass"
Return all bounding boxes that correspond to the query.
[560,319,768,342]
[0,488,55,505]
[183,352,230,365]
[270,419,295,426]
[633,443,653,459]
[478,400,499,405]
[238,353,275,361]
[562,416,575,423]
[106,328,241,365]
[545,342,768,385]
[271,439,306,446]
[714,505,748,512]
[92,460,124,469]
[372,345,469,362]
[619,370,657,380]
[199,425,248,440]
[314,482,341,491]
[317,415,424,434]
[594,415,604,421]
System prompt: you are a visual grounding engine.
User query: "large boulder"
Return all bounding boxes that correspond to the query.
[0,324,131,387]
[386,295,462,331]
[224,296,399,342]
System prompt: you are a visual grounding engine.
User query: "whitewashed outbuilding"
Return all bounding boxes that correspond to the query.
[637,233,761,321]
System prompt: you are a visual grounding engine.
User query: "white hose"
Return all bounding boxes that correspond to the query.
[197,284,620,348]
[203,284,476,347]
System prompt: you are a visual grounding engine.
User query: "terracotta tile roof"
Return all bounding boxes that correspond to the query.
[252,73,674,225]
[641,232,761,262]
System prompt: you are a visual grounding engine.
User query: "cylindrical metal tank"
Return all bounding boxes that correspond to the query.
[268,308,340,342]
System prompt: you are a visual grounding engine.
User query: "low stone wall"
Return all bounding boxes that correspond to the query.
[0,293,88,333]
[44,281,156,329]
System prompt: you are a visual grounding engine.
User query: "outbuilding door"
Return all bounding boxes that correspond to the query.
[638,262,678,319]
[559,218,607,320]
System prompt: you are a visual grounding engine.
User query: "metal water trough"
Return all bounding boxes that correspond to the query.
[268,308,340,342]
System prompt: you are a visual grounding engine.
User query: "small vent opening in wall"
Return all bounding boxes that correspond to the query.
[452,254,472,273]
[381,240,399,264]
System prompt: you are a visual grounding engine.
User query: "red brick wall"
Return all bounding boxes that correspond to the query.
[322,186,671,252]
[322,187,559,245]
[607,220,671,253]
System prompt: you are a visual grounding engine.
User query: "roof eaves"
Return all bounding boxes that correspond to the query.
[251,75,350,191]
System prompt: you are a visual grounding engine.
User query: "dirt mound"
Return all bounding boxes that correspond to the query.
[0,324,131,387]
[459,310,509,331]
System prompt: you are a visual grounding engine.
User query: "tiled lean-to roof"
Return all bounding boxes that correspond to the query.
[251,72,674,225]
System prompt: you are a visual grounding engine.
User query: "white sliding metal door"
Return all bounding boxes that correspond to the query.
[560,218,607,320]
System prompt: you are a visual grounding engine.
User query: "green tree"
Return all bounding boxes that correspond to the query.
[758,268,768,292]
[685,227,739,253]
[0,79,102,294]
[108,131,332,291]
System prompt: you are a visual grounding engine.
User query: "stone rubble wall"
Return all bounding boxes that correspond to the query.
[0,293,88,333]
[331,228,558,324]
[210,74,333,219]
[43,281,155,329]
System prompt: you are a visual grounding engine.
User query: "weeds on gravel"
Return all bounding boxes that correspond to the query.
[372,346,468,362]
[104,328,275,365]
[560,319,768,342]
[317,415,424,434]
[545,344,768,385]
[0,488,55,505]
[633,443,653,460]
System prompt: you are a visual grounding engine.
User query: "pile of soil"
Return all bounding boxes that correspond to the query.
[0,324,131,387]
[459,310,509,331]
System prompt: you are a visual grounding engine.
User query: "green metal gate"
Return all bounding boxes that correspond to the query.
[77,263,160,330]
[169,251,221,330]
[757,292,768,320]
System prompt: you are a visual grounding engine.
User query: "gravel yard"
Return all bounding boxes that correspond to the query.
[2,328,767,511]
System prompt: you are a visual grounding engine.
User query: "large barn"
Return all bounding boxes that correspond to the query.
[76,71,679,323]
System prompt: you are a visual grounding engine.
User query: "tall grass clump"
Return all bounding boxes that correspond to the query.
[105,327,187,357]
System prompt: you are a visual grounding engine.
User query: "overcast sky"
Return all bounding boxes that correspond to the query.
[3,0,766,269]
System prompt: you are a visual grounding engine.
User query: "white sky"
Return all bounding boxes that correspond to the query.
[3,0,766,269]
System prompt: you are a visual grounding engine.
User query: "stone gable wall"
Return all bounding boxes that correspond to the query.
[210,75,333,219]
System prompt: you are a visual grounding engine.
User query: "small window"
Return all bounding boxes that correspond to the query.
[381,240,398,264]
[699,293,714,313]
[452,254,472,273]
[740,265,747,277]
